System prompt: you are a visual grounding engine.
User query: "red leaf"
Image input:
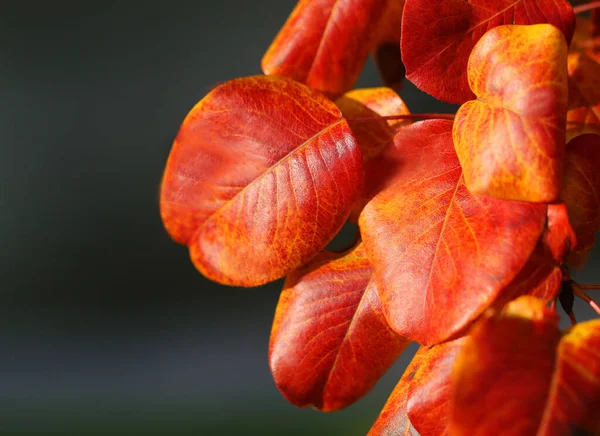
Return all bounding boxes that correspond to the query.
[401,0,574,103]
[262,0,388,98]
[368,346,426,436]
[449,296,562,435]
[567,18,600,139]
[269,244,410,411]
[359,120,547,345]
[539,320,600,435]
[160,76,362,286]
[543,203,577,265]
[453,24,569,202]
[493,240,562,309]
[407,338,465,436]
[336,87,411,162]
[335,87,411,221]
[562,133,600,265]
[450,298,600,434]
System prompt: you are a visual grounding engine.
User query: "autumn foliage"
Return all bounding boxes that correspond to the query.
[160,1,600,434]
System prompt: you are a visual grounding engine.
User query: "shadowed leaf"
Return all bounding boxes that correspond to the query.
[567,18,600,139]
[543,203,577,265]
[160,76,362,286]
[371,0,405,90]
[453,24,568,202]
[562,134,600,266]
[359,120,546,345]
[336,87,411,162]
[493,240,563,308]
[270,244,410,411]
[261,0,388,98]
[401,0,574,103]
[335,87,411,220]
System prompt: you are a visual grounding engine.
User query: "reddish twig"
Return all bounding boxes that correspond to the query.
[572,282,600,291]
[348,113,455,123]
[574,1,600,14]
[573,284,600,316]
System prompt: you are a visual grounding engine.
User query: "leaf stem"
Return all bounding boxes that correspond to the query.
[574,1,600,14]
[573,285,600,316]
[572,282,600,291]
[568,311,578,326]
[348,113,455,123]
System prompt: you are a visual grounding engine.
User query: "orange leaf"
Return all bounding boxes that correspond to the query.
[562,133,600,266]
[368,346,426,436]
[359,120,547,345]
[269,244,410,411]
[538,320,600,435]
[160,76,362,286]
[543,203,577,265]
[407,338,465,436]
[335,87,411,221]
[401,0,574,103]
[449,296,562,435]
[567,18,600,139]
[336,88,411,162]
[450,298,600,434]
[453,24,569,202]
[493,240,563,308]
[261,0,388,98]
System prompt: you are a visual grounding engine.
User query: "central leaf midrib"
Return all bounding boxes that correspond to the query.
[422,173,463,315]
[199,118,345,231]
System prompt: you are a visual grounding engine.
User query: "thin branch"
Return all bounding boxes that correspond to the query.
[568,311,578,326]
[348,113,455,123]
[573,285,600,316]
[572,282,600,291]
[574,1,600,14]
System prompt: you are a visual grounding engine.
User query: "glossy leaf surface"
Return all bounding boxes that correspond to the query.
[270,244,410,411]
[453,24,568,202]
[562,134,600,263]
[359,120,547,345]
[450,296,562,435]
[539,320,600,435]
[160,76,362,286]
[401,0,574,103]
[262,0,387,97]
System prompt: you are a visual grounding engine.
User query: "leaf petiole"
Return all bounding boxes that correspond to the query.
[571,282,600,291]
[347,113,455,123]
[573,1,600,14]
[572,284,600,316]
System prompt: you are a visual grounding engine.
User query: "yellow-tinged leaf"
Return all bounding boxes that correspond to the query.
[453,24,568,202]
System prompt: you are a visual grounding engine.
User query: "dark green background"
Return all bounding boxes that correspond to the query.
[1,1,598,434]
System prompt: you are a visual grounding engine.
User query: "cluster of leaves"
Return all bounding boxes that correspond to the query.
[160,0,600,434]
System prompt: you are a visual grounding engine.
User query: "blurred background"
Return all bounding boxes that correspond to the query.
[1,1,598,435]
